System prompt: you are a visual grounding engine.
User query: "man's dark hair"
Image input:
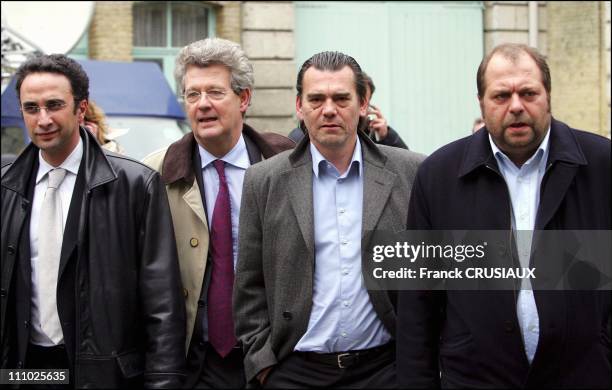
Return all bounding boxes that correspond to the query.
[15,54,89,113]
[476,43,551,102]
[296,51,366,102]
[363,72,375,96]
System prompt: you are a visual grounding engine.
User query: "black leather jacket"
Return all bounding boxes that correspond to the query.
[1,128,186,388]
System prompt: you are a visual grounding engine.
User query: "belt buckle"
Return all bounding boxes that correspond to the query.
[337,352,351,368]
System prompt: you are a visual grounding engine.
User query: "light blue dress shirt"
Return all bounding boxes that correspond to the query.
[198,134,250,270]
[489,128,550,364]
[294,139,391,353]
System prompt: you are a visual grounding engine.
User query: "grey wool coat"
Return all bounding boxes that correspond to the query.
[233,131,424,382]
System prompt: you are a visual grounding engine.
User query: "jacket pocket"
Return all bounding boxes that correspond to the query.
[76,352,144,388]
[116,351,144,378]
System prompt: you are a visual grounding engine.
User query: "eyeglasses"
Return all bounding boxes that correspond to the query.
[183,89,228,104]
[21,100,68,115]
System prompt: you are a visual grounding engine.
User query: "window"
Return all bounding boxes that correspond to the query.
[132,1,215,91]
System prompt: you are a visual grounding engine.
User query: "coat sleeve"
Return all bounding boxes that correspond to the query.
[233,168,278,383]
[139,170,186,388]
[397,168,443,388]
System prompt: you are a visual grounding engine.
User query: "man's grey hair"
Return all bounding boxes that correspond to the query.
[174,37,254,95]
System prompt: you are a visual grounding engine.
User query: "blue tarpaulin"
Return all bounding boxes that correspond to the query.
[1,59,185,132]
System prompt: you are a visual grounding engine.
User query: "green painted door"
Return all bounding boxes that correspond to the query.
[296,1,483,155]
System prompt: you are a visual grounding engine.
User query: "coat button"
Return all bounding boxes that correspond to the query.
[190,238,199,247]
[7,245,16,255]
[198,300,205,308]
[183,288,188,298]
[282,311,292,320]
[24,320,30,329]
[504,320,514,333]
[0,289,6,297]
[17,361,23,368]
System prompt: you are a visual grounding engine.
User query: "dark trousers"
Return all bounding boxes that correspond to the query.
[24,344,71,389]
[186,342,245,389]
[263,343,396,389]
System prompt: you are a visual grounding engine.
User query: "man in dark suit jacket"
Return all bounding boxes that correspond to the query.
[234,51,424,388]
[397,43,611,388]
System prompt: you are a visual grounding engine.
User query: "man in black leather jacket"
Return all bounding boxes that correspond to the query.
[1,54,186,388]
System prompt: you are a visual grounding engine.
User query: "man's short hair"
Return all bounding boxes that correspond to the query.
[296,51,367,103]
[476,43,551,101]
[174,37,254,95]
[15,54,89,106]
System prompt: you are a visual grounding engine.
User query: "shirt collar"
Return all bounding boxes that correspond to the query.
[198,134,250,170]
[36,136,83,184]
[309,138,363,178]
[489,125,551,171]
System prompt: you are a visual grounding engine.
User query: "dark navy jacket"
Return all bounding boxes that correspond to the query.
[398,118,611,388]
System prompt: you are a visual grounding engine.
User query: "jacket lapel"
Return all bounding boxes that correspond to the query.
[183,183,207,225]
[57,161,86,279]
[361,137,396,248]
[58,128,116,280]
[287,141,315,256]
[536,119,587,229]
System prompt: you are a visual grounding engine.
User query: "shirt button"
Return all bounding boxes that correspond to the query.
[341,240,348,245]
[342,268,349,275]
[339,208,345,214]
[343,301,349,307]
[341,332,347,338]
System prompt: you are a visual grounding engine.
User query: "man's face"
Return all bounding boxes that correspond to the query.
[296,66,367,152]
[183,64,250,155]
[20,72,85,166]
[479,52,551,164]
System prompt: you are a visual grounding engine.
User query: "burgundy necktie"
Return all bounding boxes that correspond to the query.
[208,160,237,357]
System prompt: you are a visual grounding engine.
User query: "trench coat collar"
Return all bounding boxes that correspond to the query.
[161,123,295,185]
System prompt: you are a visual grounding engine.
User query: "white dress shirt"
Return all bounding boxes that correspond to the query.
[30,138,83,346]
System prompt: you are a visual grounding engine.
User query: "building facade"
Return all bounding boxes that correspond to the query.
[81,1,611,143]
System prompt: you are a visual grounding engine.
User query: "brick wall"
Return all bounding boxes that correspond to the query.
[484,1,547,55]
[605,1,610,138]
[89,1,133,61]
[242,2,297,135]
[215,1,242,43]
[484,1,610,136]
[548,1,608,136]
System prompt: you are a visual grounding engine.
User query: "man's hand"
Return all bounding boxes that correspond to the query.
[257,366,274,386]
[367,104,389,140]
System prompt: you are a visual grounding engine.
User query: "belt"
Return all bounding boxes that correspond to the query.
[296,343,393,369]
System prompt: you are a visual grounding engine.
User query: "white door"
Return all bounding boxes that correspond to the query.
[296,1,484,155]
